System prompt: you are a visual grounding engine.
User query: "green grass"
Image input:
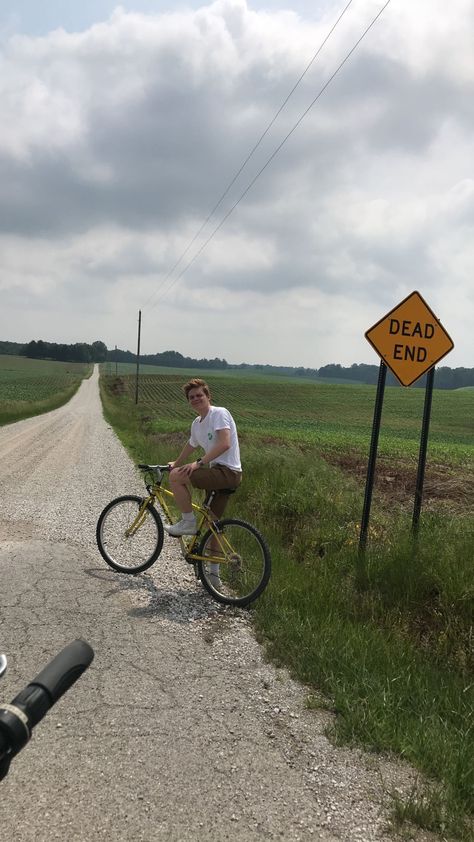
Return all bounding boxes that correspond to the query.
[99,370,474,838]
[0,355,92,425]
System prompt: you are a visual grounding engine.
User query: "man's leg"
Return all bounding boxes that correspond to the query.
[191,468,241,586]
[208,497,227,585]
[165,470,196,536]
[169,470,193,513]
[208,493,228,554]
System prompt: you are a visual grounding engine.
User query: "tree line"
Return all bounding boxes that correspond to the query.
[314,363,474,390]
[1,339,472,388]
[8,340,107,363]
[110,347,229,370]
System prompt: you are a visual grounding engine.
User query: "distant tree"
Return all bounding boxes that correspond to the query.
[318,363,344,379]
[0,340,24,355]
[434,366,474,389]
[92,341,108,362]
[22,340,48,359]
[56,344,70,361]
[20,341,35,358]
[19,339,107,364]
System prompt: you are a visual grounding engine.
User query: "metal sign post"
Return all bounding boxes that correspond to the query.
[412,367,435,535]
[359,361,387,553]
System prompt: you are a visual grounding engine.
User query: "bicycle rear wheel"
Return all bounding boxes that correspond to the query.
[96,495,164,573]
[197,518,271,607]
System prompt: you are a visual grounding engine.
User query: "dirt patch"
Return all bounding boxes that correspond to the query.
[108,376,126,396]
[325,452,473,511]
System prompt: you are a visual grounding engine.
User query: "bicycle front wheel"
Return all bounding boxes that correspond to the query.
[197,518,271,607]
[96,495,164,573]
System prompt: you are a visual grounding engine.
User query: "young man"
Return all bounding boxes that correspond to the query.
[165,378,242,537]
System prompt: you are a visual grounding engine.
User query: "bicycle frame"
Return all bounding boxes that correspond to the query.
[130,475,236,566]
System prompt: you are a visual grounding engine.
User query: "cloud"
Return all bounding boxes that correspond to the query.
[0,0,472,367]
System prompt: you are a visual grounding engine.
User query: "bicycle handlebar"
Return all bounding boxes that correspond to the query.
[0,639,94,779]
[138,463,171,472]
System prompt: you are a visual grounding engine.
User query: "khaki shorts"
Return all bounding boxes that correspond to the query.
[190,464,242,519]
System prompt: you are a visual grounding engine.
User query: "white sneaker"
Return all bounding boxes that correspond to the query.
[207,572,223,591]
[164,518,197,537]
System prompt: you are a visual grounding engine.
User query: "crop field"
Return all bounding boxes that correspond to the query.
[0,355,92,425]
[102,368,474,468]
[102,360,360,385]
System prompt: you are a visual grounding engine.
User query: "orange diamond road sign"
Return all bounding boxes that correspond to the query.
[365,291,454,387]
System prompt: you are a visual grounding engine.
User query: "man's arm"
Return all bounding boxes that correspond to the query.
[173,429,231,477]
[197,429,231,465]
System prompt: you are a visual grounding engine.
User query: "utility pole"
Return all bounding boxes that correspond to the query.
[135,310,141,405]
[115,345,117,377]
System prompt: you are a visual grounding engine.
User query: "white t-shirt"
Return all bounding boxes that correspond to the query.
[189,405,241,471]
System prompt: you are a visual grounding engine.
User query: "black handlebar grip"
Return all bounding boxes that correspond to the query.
[0,640,94,765]
[28,640,94,705]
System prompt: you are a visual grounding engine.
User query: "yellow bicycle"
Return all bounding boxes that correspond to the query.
[96,464,271,607]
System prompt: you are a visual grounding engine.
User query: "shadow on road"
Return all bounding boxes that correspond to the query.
[84,566,227,624]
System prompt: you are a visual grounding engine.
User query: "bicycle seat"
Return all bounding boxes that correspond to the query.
[211,488,236,495]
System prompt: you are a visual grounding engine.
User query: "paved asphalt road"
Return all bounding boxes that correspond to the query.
[0,369,430,841]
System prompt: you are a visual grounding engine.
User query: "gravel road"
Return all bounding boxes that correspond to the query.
[0,368,434,841]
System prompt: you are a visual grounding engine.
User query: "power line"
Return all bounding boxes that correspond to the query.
[141,0,356,309]
[150,0,392,308]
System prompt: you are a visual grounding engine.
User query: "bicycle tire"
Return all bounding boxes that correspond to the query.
[197,518,271,607]
[96,495,164,573]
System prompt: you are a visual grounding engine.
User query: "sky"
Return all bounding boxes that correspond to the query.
[0,0,473,368]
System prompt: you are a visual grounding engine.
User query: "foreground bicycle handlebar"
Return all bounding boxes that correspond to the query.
[0,639,94,780]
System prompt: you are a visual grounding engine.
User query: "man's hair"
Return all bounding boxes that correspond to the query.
[183,378,211,400]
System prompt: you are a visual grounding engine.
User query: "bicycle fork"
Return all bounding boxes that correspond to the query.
[125,499,153,537]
